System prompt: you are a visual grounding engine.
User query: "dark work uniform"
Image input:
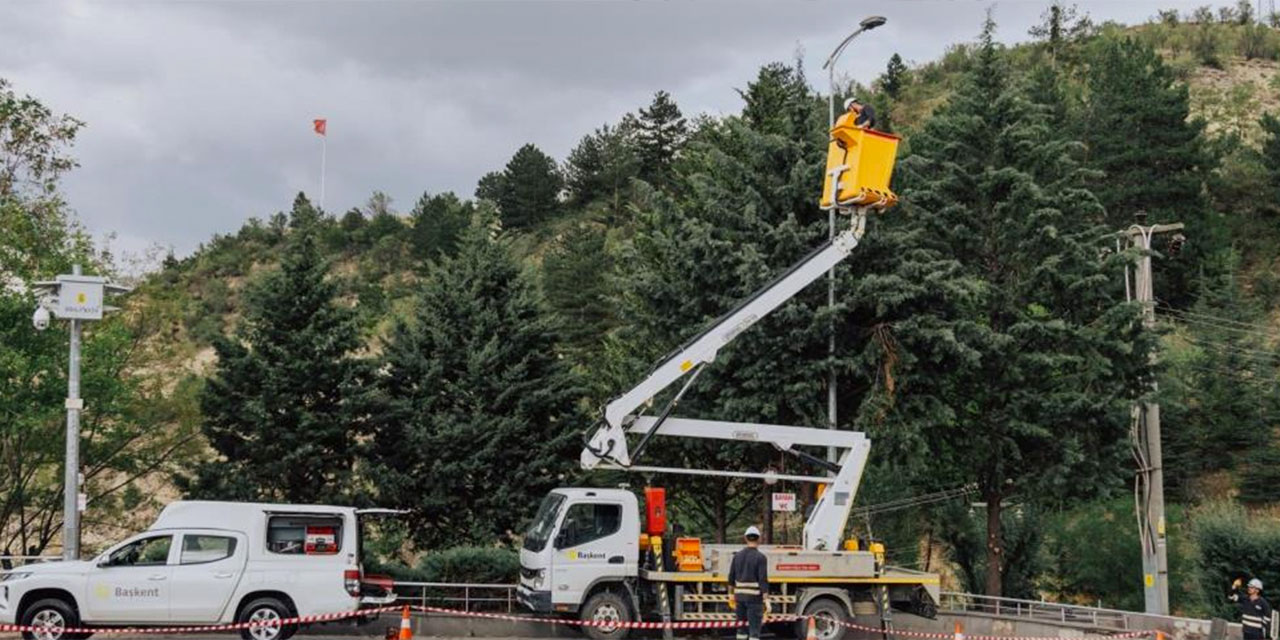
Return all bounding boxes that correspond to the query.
[728,547,769,640]
[854,103,877,130]
[1234,591,1273,640]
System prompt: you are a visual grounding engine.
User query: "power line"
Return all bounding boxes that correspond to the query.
[1163,315,1275,340]
[1158,304,1277,334]
[1182,335,1280,363]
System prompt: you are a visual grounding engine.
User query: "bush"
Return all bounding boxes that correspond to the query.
[1193,503,1280,618]
[418,547,520,584]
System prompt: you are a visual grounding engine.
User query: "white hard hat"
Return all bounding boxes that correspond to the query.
[744,526,762,538]
[844,98,860,110]
[1250,578,1264,590]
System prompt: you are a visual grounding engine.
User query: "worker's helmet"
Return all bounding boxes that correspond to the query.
[844,98,862,111]
[744,525,762,540]
[1250,578,1264,591]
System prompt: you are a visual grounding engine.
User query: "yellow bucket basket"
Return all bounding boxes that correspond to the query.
[819,121,901,210]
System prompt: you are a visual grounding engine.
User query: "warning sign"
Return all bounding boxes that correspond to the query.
[771,492,796,512]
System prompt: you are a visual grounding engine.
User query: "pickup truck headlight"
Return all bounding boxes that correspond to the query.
[533,569,545,589]
[0,572,31,582]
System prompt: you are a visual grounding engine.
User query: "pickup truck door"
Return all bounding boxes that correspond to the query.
[169,531,247,623]
[84,533,176,622]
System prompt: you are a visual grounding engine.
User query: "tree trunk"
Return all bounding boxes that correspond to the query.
[714,485,727,544]
[763,489,774,544]
[984,490,1003,597]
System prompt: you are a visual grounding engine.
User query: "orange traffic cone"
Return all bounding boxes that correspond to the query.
[806,616,818,640]
[398,605,412,640]
[954,621,965,640]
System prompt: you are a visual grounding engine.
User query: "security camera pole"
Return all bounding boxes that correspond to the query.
[821,15,886,462]
[32,265,130,561]
[1119,212,1184,616]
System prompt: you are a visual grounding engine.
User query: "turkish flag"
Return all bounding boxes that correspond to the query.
[313,119,327,136]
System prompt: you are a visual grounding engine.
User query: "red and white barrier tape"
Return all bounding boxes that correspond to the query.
[823,617,1156,640]
[0,606,401,635]
[0,603,1162,638]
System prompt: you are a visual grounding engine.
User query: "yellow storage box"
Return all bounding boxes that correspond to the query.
[819,121,901,210]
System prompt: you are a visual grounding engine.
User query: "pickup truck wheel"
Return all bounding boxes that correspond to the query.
[21,598,88,640]
[238,598,296,640]
[795,598,849,640]
[580,591,631,640]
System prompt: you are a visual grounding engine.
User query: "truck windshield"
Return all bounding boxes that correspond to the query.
[523,493,566,552]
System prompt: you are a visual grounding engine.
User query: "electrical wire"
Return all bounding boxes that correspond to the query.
[1158,304,1278,334]
[1181,336,1280,363]
[1163,314,1277,340]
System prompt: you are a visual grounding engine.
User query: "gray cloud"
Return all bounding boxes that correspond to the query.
[0,0,1219,261]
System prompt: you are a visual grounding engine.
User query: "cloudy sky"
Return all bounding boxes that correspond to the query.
[1,0,1228,262]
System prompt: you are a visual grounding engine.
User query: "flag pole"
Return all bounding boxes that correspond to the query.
[320,133,327,210]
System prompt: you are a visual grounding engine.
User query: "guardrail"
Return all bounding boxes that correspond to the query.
[939,591,1210,633]
[390,581,518,614]
[940,592,1130,630]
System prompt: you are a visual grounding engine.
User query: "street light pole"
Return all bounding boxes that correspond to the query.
[65,268,83,562]
[32,264,129,561]
[821,16,886,462]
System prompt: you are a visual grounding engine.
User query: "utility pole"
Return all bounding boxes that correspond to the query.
[32,265,129,560]
[1120,211,1184,616]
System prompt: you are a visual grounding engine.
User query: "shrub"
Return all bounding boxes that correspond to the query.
[1193,503,1280,618]
[417,547,520,584]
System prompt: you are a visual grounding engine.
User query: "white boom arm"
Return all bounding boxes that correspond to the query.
[579,208,873,551]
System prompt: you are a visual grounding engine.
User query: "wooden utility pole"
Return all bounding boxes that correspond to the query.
[1120,212,1184,616]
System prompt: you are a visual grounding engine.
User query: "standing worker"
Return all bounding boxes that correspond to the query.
[728,525,770,640]
[1231,578,1273,640]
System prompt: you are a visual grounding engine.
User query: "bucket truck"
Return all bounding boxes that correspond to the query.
[517,124,937,640]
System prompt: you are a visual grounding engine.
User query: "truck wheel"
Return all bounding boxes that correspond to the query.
[21,598,87,640]
[238,598,296,640]
[580,591,632,640]
[795,598,849,640]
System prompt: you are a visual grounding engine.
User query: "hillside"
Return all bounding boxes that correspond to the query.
[6,6,1280,616]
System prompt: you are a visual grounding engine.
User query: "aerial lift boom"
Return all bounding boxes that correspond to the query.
[580,209,873,551]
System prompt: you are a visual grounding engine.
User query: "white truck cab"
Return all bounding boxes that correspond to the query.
[0,501,396,640]
[518,489,640,615]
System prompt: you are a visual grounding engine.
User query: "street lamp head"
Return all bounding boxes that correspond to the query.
[32,305,51,331]
[860,16,887,30]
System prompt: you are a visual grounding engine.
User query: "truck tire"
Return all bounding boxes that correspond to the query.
[580,591,632,640]
[795,598,849,640]
[21,597,89,640]
[237,598,296,640]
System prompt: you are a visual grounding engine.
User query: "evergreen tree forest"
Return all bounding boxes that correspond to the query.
[8,5,1280,615]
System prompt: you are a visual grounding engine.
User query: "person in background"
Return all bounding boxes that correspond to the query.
[728,525,769,640]
[1232,577,1273,640]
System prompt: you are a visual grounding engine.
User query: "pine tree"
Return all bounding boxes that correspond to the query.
[542,222,615,373]
[180,229,368,503]
[894,17,1153,596]
[634,91,688,188]
[288,192,323,230]
[1076,35,1214,304]
[738,63,812,139]
[563,124,639,216]
[881,54,909,100]
[1161,253,1279,498]
[408,191,472,262]
[369,222,581,548]
[490,144,562,231]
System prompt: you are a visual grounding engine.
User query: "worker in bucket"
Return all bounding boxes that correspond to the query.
[1232,578,1273,640]
[728,525,770,640]
[842,97,877,130]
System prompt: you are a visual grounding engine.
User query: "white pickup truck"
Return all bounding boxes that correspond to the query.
[0,501,397,640]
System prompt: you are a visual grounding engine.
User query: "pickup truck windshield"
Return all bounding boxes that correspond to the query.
[523,493,565,552]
